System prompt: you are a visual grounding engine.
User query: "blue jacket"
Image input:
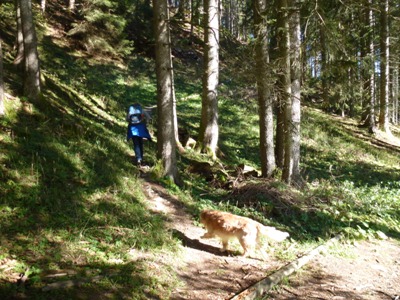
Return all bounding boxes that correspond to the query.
[127,122,152,141]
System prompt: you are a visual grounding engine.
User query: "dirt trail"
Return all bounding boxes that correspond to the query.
[142,180,400,300]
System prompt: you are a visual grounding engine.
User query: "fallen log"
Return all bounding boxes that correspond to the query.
[230,235,341,300]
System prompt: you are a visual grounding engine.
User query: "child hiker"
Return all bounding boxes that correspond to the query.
[126,103,152,166]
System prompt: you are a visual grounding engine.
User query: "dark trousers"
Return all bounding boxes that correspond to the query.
[132,136,144,162]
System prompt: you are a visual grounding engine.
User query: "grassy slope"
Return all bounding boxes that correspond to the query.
[1,3,400,299]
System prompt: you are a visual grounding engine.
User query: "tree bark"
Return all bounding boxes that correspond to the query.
[20,0,41,100]
[172,77,185,153]
[69,0,75,11]
[275,0,291,172]
[41,0,45,13]
[197,0,219,159]
[378,0,390,133]
[254,0,276,177]
[392,62,399,125]
[360,0,378,133]
[367,0,377,133]
[0,37,5,116]
[153,0,178,182]
[286,0,301,185]
[14,0,25,68]
[320,20,330,110]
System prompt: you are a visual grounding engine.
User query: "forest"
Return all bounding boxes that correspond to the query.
[0,0,400,299]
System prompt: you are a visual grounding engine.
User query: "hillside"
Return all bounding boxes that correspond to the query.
[1,1,400,299]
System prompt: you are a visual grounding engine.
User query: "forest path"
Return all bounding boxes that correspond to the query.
[141,178,400,300]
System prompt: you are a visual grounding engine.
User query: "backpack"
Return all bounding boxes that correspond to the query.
[127,104,143,125]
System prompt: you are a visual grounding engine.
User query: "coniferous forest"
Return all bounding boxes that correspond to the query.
[1,0,400,299]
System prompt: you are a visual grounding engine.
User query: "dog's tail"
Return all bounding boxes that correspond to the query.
[258,224,289,242]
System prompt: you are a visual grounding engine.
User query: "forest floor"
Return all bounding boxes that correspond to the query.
[140,176,400,300]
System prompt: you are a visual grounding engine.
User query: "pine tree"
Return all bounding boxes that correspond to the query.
[197,0,220,159]
[0,37,4,116]
[378,0,390,134]
[153,0,178,182]
[254,0,276,177]
[20,0,41,100]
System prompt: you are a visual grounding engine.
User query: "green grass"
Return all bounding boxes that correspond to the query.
[1,2,400,298]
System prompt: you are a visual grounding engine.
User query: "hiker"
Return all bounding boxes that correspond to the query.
[126,103,152,166]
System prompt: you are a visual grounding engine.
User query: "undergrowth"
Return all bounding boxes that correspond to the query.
[1,1,400,298]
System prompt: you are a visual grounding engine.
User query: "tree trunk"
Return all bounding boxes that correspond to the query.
[20,0,41,100]
[41,0,45,13]
[275,0,290,171]
[320,25,329,109]
[254,0,276,177]
[69,0,75,11]
[14,0,25,68]
[276,0,292,182]
[172,77,185,153]
[367,0,377,133]
[197,0,219,159]
[393,63,399,125]
[153,0,178,182]
[286,0,301,185]
[0,38,5,116]
[378,0,390,133]
[360,0,377,133]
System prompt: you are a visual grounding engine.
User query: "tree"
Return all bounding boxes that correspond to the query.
[153,0,178,182]
[393,62,399,125]
[41,0,45,13]
[254,0,276,177]
[14,0,24,69]
[0,37,4,116]
[275,0,291,170]
[362,0,377,133]
[197,0,219,159]
[69,0,75,11]
[378,0,390,133]
[284,0,302,185]
[20,0,41,100]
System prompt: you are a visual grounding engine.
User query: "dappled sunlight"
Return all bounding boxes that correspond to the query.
[1,0,400,298]
[375,128,400,147]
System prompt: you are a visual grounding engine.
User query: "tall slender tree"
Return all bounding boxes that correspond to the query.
[69,0,75,11]
[275,0,291,170]
[197,0,219,159]
[254,0,276,177]
[153,0,178,182]
[392,62,399,125]
[20,0,41,100]
[284,0,302,185]
[378,0,390,133]
[364,0,377,133]
[0,37,4,116]
[13,0,24,69]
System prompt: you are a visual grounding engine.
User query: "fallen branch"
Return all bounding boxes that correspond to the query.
[230,235,341,300]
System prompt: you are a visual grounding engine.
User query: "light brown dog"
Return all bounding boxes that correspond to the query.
[200,209,289,257]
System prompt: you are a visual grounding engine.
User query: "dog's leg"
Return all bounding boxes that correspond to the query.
[239,236,254,257]
[221,239,229,252]
[201,227,215,239]
[201,232,214,238]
